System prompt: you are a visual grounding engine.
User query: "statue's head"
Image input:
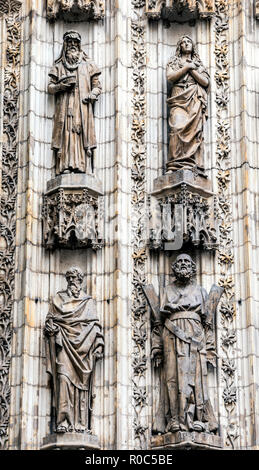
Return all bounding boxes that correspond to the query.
[65,266,84,297]
[171,253,196,283]
[178,35,194,55]
[63,30,81,64]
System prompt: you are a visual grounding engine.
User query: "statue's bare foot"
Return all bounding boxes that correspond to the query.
[75,424,85,433]
[165,419,180,433]
[193,421,205,432]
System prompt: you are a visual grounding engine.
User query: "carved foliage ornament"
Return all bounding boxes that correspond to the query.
[256,1,259,19]
[46,0,105,21]
[0,3,21,449]
[145,0,215,21]
[131,4,149,449]
[214,0,238,448]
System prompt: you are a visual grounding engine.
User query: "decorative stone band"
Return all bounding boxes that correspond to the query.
[42,174,104,250]
[145,0,215,22]
[46,0,105,21]
[0,1,21,449]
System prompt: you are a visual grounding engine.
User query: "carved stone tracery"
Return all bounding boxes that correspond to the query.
[0,1,21,450]
[46,0,105,21]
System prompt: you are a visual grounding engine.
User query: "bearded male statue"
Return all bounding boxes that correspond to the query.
[48,31,102,174]
[44,267,104,434]
[143,254,223,435]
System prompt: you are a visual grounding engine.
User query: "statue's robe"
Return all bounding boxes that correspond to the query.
[152,281,218,433]
[45,291,104,431]
[166,60,209,173]
[49,56,101,174]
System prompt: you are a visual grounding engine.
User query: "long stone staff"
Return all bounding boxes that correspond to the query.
[48,319,58,427]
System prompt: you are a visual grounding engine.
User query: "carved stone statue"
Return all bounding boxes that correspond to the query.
[44,267,104,434]
[143,254,223,435]
[166,36,210,174]
[48,31,102,175]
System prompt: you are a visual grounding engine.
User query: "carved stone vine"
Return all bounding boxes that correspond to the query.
[131,5,148,450]
[46,0,105,21]
[0,1,21,449]
[214,0,238,449]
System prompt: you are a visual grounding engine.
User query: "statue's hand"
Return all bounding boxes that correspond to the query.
[93,348,103,361]
[44,321,59,337]
[151,348,163,368]
[186,62,197,71]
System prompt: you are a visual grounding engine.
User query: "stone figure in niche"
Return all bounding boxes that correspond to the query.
[44,267,104,433]
[166,35,210,174]
[143,254,223,434]
[48,31,102,175]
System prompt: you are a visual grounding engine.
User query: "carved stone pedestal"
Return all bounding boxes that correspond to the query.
[149,169,218,251]
[42,173,104,250]
[41,432,100,450]
[151,432,223,450]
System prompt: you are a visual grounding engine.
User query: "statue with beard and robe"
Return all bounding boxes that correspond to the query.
[143,254,223,435]
[48,30,102,175]
[44,267,104,434]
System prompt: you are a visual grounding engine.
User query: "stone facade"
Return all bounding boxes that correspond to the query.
[0,0,258,451]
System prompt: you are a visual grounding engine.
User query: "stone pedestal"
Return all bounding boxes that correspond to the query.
[151,432,223,450]
[149,170,218,251]
[42,173,104,250]
[41,432,100,450]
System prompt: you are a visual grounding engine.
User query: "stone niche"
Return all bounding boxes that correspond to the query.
[46,0,105,21]
[145,0,215,22]
[42,173,104,250]
[149,170,218,252]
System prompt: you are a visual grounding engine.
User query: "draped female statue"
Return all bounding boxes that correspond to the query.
[166,36,210,174]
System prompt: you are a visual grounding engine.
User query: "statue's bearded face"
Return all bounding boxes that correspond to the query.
[66,273,82,297]
[172,255,194,282]
[65,38,81,64]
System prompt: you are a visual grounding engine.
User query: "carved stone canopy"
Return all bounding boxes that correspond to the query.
[42,173,104,250]
[146,0,215,23]
[46,0,105,21]
[149,170,218,251]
